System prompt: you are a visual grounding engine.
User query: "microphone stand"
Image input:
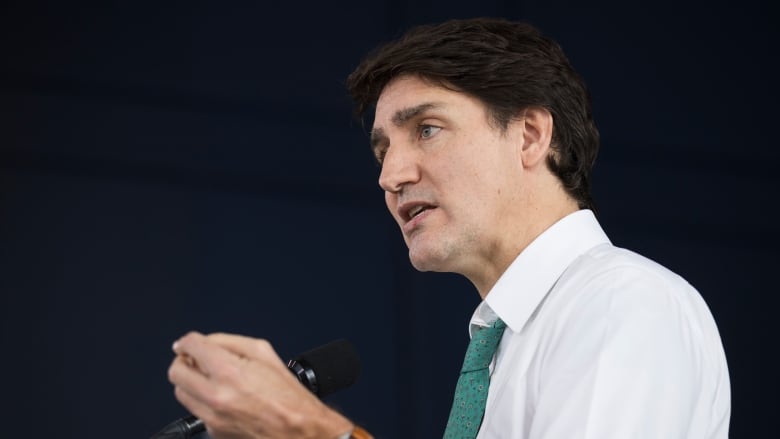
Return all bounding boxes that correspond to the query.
[150,415,204,439]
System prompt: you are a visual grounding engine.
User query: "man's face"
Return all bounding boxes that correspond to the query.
[371,75,527,278]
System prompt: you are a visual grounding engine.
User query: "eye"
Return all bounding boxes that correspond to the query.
[419,125,441,139]
[374,147,387,166]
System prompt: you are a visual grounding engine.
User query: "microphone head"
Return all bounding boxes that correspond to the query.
[292,339,361,398]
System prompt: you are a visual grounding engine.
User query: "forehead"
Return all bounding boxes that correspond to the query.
[373,75,485,127]
[376,76,443,108]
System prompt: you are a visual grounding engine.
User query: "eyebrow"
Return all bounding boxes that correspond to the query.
[370,102,440,150]
[392,102,439,126]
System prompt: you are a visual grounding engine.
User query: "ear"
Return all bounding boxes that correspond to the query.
[518,107,554,170]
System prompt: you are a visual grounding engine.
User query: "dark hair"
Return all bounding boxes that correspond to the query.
[346,17,599,211]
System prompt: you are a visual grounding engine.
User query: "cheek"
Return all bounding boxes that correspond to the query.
[448,178,497,225]
[385,192,400,221]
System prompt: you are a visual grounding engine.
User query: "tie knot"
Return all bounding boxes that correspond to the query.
[461,319,506,373]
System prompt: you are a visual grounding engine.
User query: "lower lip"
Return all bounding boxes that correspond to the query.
[403,208,435,234]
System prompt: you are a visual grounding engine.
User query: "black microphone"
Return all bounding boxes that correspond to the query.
[150,339,361,439]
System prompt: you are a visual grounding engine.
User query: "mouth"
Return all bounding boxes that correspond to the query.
[399,202,437,223]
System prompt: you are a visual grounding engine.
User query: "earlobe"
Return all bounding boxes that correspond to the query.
[518,107,554,169]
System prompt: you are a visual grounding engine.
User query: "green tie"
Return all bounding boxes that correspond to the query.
[443,318,507,439]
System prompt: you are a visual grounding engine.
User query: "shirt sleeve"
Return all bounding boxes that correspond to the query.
[528,265,716,439]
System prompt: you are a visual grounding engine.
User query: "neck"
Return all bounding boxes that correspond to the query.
[469,195,580,299]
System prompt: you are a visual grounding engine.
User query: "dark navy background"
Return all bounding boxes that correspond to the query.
[1,1,776,437]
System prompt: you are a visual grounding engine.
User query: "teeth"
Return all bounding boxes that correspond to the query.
[409,205,426,218]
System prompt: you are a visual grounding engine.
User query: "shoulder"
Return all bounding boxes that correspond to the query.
[544,243,721,353]
[516,248,730,439]
[558,243,702,312]
[568,243,688,289]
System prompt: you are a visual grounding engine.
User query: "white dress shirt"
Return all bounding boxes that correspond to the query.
[473,210,730,438]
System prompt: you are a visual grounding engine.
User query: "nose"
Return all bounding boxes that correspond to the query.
[378,143,420,193]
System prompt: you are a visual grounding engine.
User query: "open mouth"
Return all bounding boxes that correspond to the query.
[402,203,436,223]
[408,205,432,219]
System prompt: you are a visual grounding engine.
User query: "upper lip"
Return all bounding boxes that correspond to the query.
[398,201,437,222]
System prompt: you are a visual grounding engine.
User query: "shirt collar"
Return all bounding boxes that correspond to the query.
[471,209,610,334]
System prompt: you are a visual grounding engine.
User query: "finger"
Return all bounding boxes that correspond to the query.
[207,333,283,365]
[168,354,215,402]
[172,331,205,357]
[173,331,238,376]
[173,385,218,426]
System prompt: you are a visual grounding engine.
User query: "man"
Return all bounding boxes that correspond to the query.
[168,18,730,438]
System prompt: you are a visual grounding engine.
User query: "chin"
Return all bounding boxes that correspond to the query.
[407,244,450,273]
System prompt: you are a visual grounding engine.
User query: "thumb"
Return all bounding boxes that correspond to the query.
[207,333,285,366]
